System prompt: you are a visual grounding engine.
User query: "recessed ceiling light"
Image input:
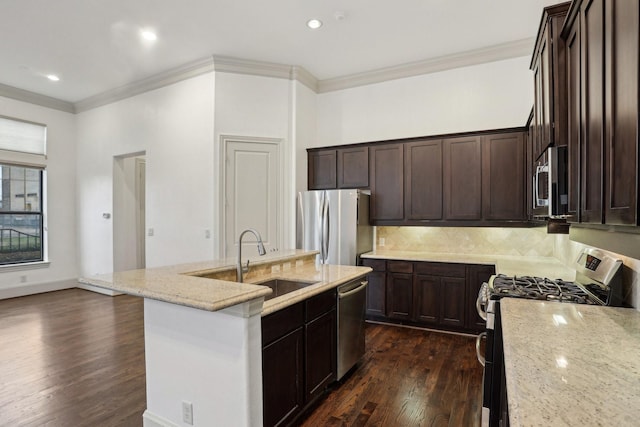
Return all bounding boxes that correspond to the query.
[140,29,157,42]
[307,19,323,30]
[46,74,60,82]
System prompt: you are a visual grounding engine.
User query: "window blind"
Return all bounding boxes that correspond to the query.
[0,116,46,156]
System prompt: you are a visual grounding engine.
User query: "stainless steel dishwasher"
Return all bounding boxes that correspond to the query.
[336,277,368,380]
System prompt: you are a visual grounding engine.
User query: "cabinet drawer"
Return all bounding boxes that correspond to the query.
[387,260,413,273]
[415,262,465,278]
[262,302,305,346]
[362,258,386,272]
[306,289,336,322]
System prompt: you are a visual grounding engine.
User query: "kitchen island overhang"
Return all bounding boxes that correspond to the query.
[79,250,371,427]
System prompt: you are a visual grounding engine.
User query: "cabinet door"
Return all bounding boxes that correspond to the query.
[262,327,304,427]
[413,274,439,325]
[604,0,638,225]
[305,309,337,403]
[440,277,466,328]
[386,272,413,320]
[566,17,582,222]
[481,133,526,220]
[365,271,386,318]
[308,149,337,190]
[362,259,386,317]
[580,0,604,224]
[532,55,544,160]
[466,265,495,331]
[443,136,482,220]
[337,146,369,188]
[370,144,404,221]
[539,34,553,153]
[405,140,443,220]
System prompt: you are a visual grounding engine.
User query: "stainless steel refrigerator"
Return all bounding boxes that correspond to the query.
[296,189,373,265]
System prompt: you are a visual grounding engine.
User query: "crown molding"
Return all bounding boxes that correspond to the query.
[0,83,75,113]
[0,39,534,113]
[317,38,535,93]
[74,56,215,113]
[212,56,319,92]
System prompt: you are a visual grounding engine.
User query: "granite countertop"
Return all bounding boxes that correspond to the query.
[501,298,640,426]
[361,250,576,280]
[79,250,371,316]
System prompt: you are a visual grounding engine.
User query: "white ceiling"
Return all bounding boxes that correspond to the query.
[1,0,566,104]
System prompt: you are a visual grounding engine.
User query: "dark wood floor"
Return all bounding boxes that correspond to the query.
[0,289,146,427]
[0,289,482,427]
[301,323,483,427]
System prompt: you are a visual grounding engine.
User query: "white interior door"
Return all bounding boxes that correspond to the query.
[223,137,281,258]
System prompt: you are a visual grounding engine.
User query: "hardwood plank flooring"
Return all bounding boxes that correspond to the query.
[301,324,483,427]
[0,290,482,427]
[0,289,146,427]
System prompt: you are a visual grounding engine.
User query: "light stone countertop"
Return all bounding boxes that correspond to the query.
[501,298,640,426]
[361,250,576,280]
[79,250,371,316]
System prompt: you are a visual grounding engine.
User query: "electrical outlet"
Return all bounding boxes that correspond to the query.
[379,237,385,247]
[182,401,193,425]
[20,275,27,283]
[147,228,154,237]
[205,229,211,239]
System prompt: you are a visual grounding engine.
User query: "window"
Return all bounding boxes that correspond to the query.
[0,116,46,266]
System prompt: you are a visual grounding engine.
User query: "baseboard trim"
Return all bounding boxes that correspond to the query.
[0,278,77,300]
[76,283,123,296]
[143,410,179,427]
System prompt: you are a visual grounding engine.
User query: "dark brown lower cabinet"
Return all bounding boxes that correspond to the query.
[304,309,336,402]
[262,327,304,427]
[261,289,337,427]
[363,258,495,333]
[362,259,386,318]
[386,272,413,320]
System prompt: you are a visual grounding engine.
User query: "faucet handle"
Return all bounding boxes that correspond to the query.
[242,259,250,274]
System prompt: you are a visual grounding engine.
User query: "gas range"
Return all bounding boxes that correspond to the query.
[476,248,624,427]
[484,247,624,307]
[489,274,596,305]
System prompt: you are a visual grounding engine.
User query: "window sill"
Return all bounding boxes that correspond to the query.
[0,261,50,272]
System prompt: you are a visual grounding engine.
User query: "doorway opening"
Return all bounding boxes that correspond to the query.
[113,152,146,272]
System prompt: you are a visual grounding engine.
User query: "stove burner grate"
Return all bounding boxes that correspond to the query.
[491,274,596,304]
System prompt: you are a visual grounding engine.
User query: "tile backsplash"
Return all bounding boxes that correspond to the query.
[376,226,555,256]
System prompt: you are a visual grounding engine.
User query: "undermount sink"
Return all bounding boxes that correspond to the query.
[254,278,319,301]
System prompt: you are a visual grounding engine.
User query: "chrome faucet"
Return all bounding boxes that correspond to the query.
[237,228,267,283]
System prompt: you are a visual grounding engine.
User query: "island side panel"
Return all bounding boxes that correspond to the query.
[142,298,263,427]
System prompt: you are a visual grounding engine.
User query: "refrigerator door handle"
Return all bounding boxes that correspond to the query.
[321,193,330,263]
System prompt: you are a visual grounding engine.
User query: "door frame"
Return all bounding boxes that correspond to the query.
[218,135,285,258]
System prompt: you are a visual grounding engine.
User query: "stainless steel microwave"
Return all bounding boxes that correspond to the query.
[533,146,568,218]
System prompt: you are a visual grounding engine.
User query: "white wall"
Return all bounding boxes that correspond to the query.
[0,96,78,297]
[294,82,317,198]
[315,56,533,147]
[213,72,296,254]
[76,72,215,274]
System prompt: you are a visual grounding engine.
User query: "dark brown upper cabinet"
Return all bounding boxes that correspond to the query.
[308,149,337,190]
[308,146,369,190]
[443,136,482,220]
[481,132,526,221]
[561,0,639,226]
[530,2,571,161]
[405,140,443,220]
[369,143,404,221]
[337,146,369,188]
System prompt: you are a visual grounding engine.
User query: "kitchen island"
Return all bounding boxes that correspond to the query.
[79,250,371,427]
[501,298,640,426]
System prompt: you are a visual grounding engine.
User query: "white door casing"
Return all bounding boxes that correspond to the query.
[221,135,283,259]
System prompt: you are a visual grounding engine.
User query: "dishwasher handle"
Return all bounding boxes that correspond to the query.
[338,281,368,299]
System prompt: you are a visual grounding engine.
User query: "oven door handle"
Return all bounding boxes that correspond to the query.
[476,332,487,367]
[476,283,488,321]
